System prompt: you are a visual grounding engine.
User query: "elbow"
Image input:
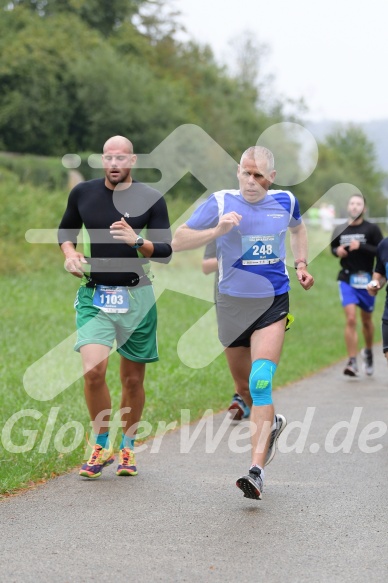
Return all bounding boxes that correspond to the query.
[150,244,173,264]
[163,250,173,264]
[171,225,188,252]
[171,238,181,252]
[165,244,173,263]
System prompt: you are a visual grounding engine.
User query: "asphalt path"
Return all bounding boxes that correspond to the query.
[1,351,388,582]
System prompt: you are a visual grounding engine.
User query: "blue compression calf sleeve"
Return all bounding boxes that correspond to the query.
[249,359,277,406]
[95,431,109,449]
[120,434,135,450]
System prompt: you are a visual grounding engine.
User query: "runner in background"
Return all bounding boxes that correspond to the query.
[330,194,383,377]
[366,237,388,364]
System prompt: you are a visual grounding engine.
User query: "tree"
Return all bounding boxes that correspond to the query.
[69,45,191,153]
[0,0,171,36]
[293,125,386,216]
[0,10,104,153]
[0,0,311,179]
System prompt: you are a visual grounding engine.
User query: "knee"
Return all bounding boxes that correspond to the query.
[84,364,106,389]
[249,359,277,406]
[121,372,143,394]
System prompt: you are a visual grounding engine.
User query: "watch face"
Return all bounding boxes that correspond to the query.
[136,237,144,246]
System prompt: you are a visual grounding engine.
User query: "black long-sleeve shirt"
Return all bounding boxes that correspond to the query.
[330,220,383,283]
[58,178,172,287]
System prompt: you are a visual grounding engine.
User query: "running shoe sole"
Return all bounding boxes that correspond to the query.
[116,467,138,476]
[343,367,359,377]
[236,475,262,500]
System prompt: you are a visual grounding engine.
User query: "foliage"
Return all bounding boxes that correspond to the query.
[0,152,68,189]
[293,124,387,216]
[0,2,386,211]
[0,10,104,154]
[69,45,191,153]
[0,0,147,33]
[0,1,296,162]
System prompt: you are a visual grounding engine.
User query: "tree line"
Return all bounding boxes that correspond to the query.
[0,0,386,214]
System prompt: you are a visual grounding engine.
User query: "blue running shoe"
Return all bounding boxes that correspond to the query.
[228,393,250,420]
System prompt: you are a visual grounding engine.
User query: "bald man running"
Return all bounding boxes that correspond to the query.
[58,135,172,479]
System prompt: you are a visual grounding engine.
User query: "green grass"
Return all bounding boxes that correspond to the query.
[0,242,384,496]
[0,173,385,495]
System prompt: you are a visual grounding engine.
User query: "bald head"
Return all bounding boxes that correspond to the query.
[103,135,134,155]
[102,135,136,189]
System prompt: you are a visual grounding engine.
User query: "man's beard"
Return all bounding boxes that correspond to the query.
[107,169,130,185]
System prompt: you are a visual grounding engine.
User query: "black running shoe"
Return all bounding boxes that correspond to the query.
[236,466,263,500]
[343,358,359,377]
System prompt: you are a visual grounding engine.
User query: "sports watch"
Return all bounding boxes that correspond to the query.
[294,259,308,269]
[133,236,144,249]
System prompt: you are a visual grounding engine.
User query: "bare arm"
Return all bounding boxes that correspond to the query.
[289,222,314,290]
[290,222,308,262]
[172,224,217,251]
[202,257,218,274]
[60,241,88,278]
[172,212,242,252]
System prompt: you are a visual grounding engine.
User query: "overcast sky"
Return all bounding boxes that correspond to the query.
[176,0,388,123]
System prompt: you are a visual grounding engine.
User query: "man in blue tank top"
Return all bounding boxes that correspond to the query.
[172,146,314,500]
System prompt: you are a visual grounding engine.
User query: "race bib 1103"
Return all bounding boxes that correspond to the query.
[93,286,130,313]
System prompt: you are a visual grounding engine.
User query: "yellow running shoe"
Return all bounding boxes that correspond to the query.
[116,447,138,476]
[79,444,115,479]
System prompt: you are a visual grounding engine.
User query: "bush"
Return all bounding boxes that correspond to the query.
[0,152,68,190]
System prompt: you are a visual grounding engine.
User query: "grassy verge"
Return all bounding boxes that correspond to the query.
[0,242,384,496]
[1,164,386,495]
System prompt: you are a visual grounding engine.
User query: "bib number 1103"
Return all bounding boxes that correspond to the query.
[93,285,130,313]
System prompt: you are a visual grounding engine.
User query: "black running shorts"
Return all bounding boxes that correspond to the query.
[216,292,289,348]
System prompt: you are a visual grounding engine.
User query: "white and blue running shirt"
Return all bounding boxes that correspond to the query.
[187,189,302,298]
